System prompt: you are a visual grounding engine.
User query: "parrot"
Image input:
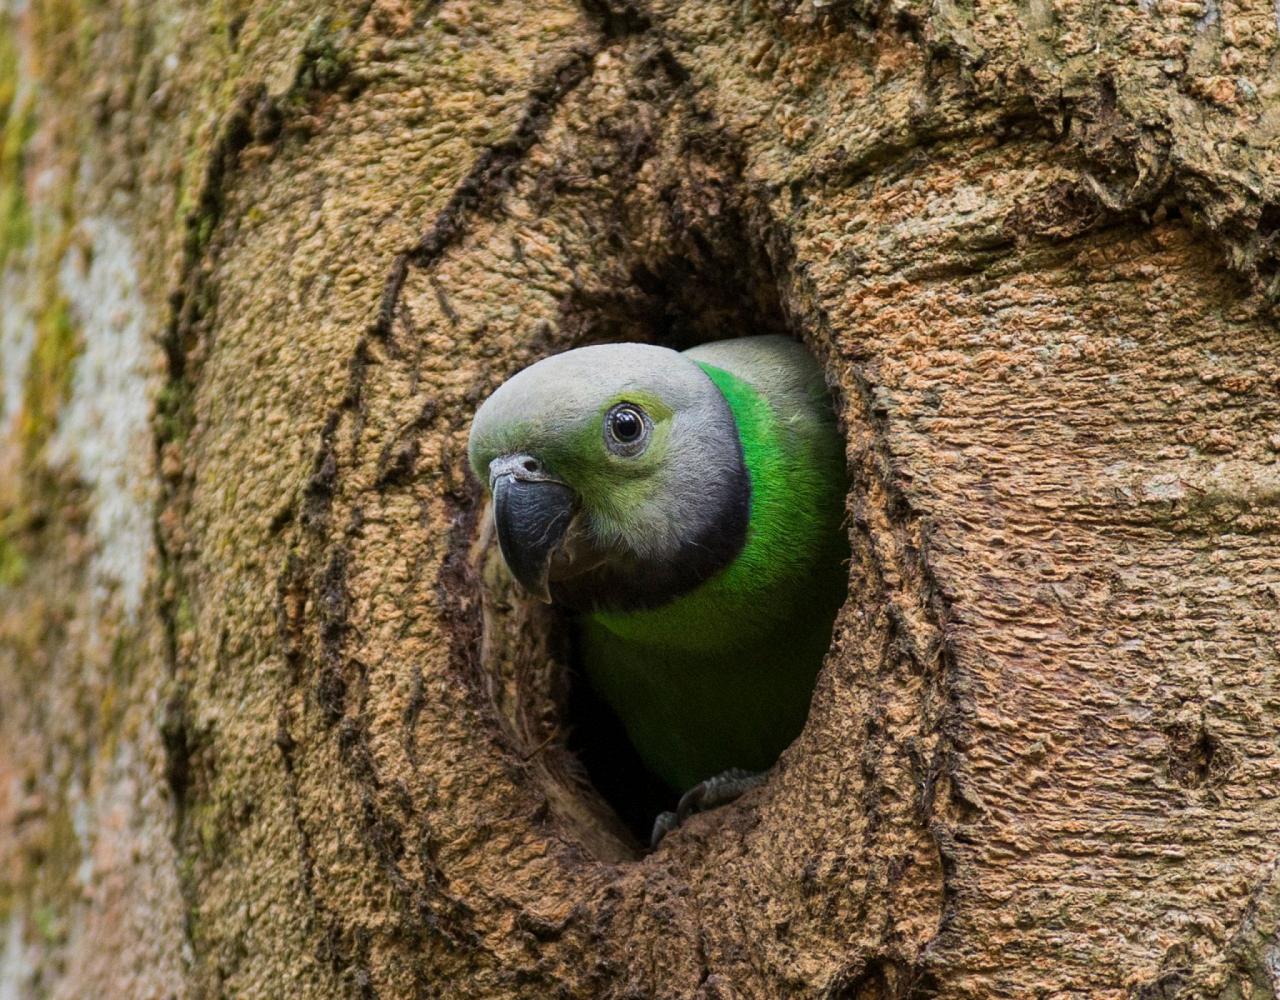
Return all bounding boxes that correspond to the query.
[466,335,849,845]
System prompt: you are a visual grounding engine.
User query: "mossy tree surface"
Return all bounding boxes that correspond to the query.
[1,0,1279,996]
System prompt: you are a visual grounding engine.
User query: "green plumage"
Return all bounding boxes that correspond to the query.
[468,335,849,798]
[579,338,848,791]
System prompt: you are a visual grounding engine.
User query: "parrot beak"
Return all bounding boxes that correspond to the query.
[489,455,575,604]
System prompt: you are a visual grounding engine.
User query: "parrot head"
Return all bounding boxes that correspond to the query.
[467,343,750,612]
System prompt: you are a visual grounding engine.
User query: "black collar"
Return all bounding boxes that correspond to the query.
[548,443,750,614]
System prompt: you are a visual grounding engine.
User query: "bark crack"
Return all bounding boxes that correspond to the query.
[369,44,602,339]
[151,14,399,985]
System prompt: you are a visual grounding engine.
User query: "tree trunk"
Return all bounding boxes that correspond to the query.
[2,0,1279,996]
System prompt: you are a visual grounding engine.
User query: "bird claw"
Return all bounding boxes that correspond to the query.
[650,811,679,848]
[649,768,765,848]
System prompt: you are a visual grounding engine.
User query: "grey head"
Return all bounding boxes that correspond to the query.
[467,342,750,612]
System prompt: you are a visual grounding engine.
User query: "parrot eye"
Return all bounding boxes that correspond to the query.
[604,403,651,456]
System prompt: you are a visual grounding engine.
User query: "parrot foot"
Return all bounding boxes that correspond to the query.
[649,768,766,848]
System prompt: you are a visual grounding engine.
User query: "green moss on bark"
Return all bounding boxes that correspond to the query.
[0,17,37,269]
[0,516,28,587]
[20,295,81,465]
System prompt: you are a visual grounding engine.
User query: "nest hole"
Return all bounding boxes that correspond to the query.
[473,233,818,858]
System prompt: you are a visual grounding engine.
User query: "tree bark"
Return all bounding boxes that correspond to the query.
[2,0,1279,996]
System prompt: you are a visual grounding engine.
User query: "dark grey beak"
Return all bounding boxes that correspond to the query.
[489,455,575,603]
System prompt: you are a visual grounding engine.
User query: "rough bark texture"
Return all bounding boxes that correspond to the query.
[2,0,1279,996]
